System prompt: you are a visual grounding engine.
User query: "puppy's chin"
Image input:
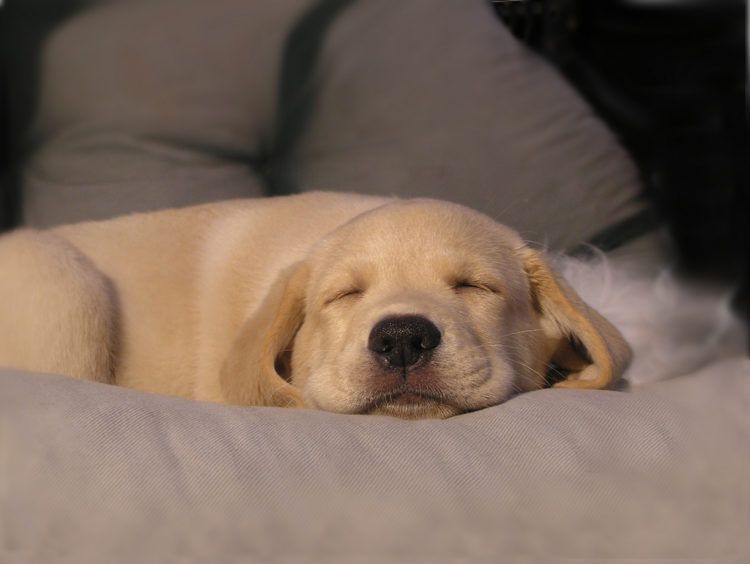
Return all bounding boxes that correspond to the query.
[365,396,462,420]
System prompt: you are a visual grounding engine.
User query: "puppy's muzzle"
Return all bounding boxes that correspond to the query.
[367,315,441,371]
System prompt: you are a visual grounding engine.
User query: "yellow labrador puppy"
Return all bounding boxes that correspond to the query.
[0,192,630,418]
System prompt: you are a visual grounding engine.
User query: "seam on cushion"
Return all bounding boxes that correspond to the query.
[260,0,357,196]
[568,208,663,257]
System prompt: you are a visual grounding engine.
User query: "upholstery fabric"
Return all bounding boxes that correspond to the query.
[2,363,748,563]
[22,0,313,226]
[292,0,645,249]
[21,0,644,251]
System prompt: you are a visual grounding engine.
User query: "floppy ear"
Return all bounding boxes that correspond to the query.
[219,262,309,407]
[517,247,632,389]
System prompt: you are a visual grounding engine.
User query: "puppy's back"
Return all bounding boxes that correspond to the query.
[45,192,389,396]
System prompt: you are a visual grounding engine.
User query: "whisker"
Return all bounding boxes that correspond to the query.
[498,328,545,338]
[511,359,546,383]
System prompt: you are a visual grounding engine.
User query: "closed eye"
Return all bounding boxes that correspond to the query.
[452,279,501,295]
[324,288,364,305]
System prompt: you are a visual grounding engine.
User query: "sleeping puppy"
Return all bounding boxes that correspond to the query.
[0,192,630,419]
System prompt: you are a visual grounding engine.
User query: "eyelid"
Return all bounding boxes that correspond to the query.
[323,287,363,305]
[452,279,502,295]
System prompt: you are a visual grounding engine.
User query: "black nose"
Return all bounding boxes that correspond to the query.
[367,315,441,370]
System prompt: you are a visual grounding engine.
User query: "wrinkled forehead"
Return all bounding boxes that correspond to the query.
[309,200,528,289]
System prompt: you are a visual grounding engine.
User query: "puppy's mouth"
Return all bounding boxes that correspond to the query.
[358,389,463,419]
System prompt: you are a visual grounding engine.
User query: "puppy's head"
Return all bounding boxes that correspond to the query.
[221,200,631,419]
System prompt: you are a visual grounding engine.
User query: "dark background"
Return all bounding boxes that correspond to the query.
[492,0,747,328]
[493,0,747,281]
[0,5,10,231]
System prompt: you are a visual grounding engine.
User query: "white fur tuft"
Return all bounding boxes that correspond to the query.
[555,250,747,386]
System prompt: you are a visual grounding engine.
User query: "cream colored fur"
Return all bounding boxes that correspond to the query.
[0,192,631,418]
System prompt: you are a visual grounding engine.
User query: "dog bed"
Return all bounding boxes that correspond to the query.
[2,248,748,562]
[1,1,747,561]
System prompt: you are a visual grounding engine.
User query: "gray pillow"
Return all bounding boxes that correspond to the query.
[292,0,645,249]
[2,362,748,562]
[23,0,314,226]
[23,0,644,253]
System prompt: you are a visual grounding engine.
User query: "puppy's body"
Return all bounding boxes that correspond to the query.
[12,193,386,398]
[0,192,630,418]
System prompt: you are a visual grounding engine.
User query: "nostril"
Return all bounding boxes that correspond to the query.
[418,326,441,351]
[370,335,393,354]
[368,315,442,369]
